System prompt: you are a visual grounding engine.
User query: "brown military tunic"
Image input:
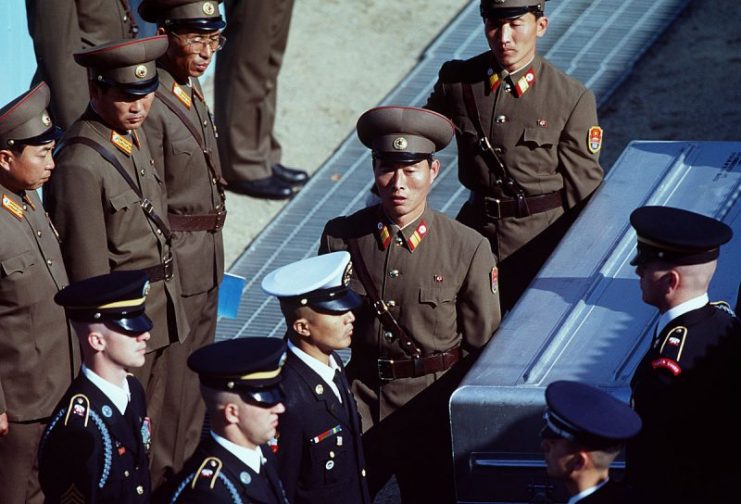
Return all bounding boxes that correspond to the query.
[426,52,603,310]
[0,185,79,504]
[26,0,138,128]
[142,66,226,480]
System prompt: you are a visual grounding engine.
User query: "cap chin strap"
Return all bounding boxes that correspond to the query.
[543,411,576,441]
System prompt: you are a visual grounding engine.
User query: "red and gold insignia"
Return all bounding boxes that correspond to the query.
[490,267,498,294]
[514,68,536,97]
[2,194,24,220]
[488,68,501,92]
[434,274,443,283]
[407,220,428,252]
[588,126,603,154]
[110,131,133,156]
[376,221,391,250]
[172,82,192,109]
[651,357,682,376]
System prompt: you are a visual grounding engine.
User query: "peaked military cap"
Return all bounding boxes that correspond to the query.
[357,106,454,164]
[480,0,548,19]
[188,338,287,406]
[74,36,169,96]
[262,251,362,314]
[0,82,62,148]
[542,381,641,449]
[629,206,732,267]
[55,270,153,334]
[139,0,225,30]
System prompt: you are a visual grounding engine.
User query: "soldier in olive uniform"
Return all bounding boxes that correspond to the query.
[138,0,227,483]
[319,106,501,502]
[0,82,79,504]
[262,252,371,504]
[39,271,154,503]
[425,0,604,312]
[26,0,140,128]
[44,36,190,484]
[163,338,289,504]
[627,206,741,503]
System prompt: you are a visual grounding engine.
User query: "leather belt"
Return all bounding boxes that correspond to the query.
[469,191,562,219]
[378,347,461,381]
[168,210,226,232]
[141,255,174,282]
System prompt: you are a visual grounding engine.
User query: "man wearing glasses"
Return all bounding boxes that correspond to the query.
[138,0,228,487]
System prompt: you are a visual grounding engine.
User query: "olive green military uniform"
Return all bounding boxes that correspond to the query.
[142,66,226,481]
[0,83,79,504]
[426,52,603,311]
[214,0,294,182]
[26,0,139,128]
[320,204,501,502]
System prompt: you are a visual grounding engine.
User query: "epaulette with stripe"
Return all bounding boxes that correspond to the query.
[710,300,737,318]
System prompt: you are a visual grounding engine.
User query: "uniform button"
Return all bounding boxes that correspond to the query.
[387,300,396,307]
[383,331,395,342]
[389,269,399,278]
[503,84,512,92]
[203,120,208,127]
[495,115,507,123]
[149,159,155,165]
[136,485,144,495]
[362,469,367,477]
[140,169,145,176]
[329,451,335,459]
[22,204,28,211]
[46,259,52,266]
[156,229,162,234]
[212,177,217,185]
[124,470,130,477]
[394,236,403,245]
[123,15,128,21]
[37,230,42,237]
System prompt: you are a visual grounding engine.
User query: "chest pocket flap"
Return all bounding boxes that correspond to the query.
[1,250,36,277]
[523,127,559,148]
[109,189,141,212]
[419,287,457,307]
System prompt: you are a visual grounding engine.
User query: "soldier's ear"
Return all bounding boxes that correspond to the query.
[88,331,106,352]
[0,150,14,171]
[223,402,241,425]
[536,15,549,37]
[429,158,441,180]
[292,318,311,337]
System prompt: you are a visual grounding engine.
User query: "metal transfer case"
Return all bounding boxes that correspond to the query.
[450,141,741,504]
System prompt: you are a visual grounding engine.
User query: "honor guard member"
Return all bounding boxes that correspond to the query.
[319,106,501,502]
[627,206,741,503]
[138,0,228,483]
[44,35,190,484]
[540,381,642,504]
[262,252,371,504]
[0,82,79,504]
[27,0,139,128]
[38,271,154,504]
[164,338,289,504]
[214,0,309,199]
[425,0,604,312]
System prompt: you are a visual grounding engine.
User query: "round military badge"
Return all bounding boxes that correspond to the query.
[315,384,324,395]
[102,405,113,418]
[202,1,215,15]
[134,65,148,79]
[240,471,252,485]
[392,136,408,151]
[41,112,51,127]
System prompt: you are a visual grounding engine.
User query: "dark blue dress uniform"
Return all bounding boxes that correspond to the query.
[627,206,741,502]
[542,380,642,504]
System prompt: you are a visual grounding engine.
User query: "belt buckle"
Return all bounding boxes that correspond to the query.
[484,197,502,220]
[163,255,174,281]
[377,359,395,381]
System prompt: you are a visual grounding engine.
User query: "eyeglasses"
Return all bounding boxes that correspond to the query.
[170,32,227,54]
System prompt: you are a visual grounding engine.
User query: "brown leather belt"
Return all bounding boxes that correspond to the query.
[141,255,174,282]
[469,191,562,219]
[377,347,461,381]
[168,210,226,232]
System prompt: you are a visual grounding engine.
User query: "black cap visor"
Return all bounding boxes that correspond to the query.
[630,243,720,267]
[373,151,431,165]
[105,312,154,335]
[312,289,363,314]
[99,76,160,97]
[240,385,285,407]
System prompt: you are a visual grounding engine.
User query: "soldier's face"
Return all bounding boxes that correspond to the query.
[237,400,285,449]
[98,326,150,370]
[635,261,673,308]
[374,158,440,227]
[91,85,155,131]
[0,142,55,191]
[297,307,356,354]
[164,28,221,79]
[484,13,548,73]
[541,436,580,480]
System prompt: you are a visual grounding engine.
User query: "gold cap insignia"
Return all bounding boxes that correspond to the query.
[203,1,215,15]
[135,65,148,79]
[41,112,51,127]
[393,137,408,150]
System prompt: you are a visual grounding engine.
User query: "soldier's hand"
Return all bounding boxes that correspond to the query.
[0,412,8,436]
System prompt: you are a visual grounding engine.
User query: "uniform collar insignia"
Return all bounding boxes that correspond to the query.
[375,221,392,250]
[172,82,193,109]
[2,193,24,220]
[192,81,205,102]
[513,67,536,97]
[403,219,429,252]
[110,130,133,156]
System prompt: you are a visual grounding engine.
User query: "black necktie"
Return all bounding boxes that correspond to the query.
[333,370,351,419]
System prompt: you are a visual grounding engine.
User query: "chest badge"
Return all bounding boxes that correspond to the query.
[588,126,603,154]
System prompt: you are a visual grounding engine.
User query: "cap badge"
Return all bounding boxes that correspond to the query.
[142,281,151,297]
[41,112,51,127]
[343,262,353,286]
[392,137,408,151]
[203,1,215,15]
[134,65,148,79]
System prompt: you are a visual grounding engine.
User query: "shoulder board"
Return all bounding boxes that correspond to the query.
[658,326,687,362]
[64,394,90,428]
[192,456,223,490]
[710,300,737,318]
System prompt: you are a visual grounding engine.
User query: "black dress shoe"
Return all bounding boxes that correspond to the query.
[272,163,309,186]
[226,176,294,200]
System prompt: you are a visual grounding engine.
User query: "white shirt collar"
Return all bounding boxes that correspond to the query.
[567,478,609,504]
[210,431,264,474]
[657,293,709,335]
[288,340,343,402]
[81,365,130,415]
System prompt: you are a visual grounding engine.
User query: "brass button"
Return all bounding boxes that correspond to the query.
[329,451,335,459]
[212,177,217,185]
[140,169,145,176]
[37,230,42,237]
[362,469,366,477]
[383,331,395,342]
[389,269,399,278]
[22,204,28,211]
[503,83,512,92]
[156,229,162,234]
[495,115,507,124]
[123,15,128,21]
[46,259,52,266]
[203,120,208,127]
[136,485,144,495]
[124,470,130,477]
[394,236,403,245]
[149,159,155,165]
